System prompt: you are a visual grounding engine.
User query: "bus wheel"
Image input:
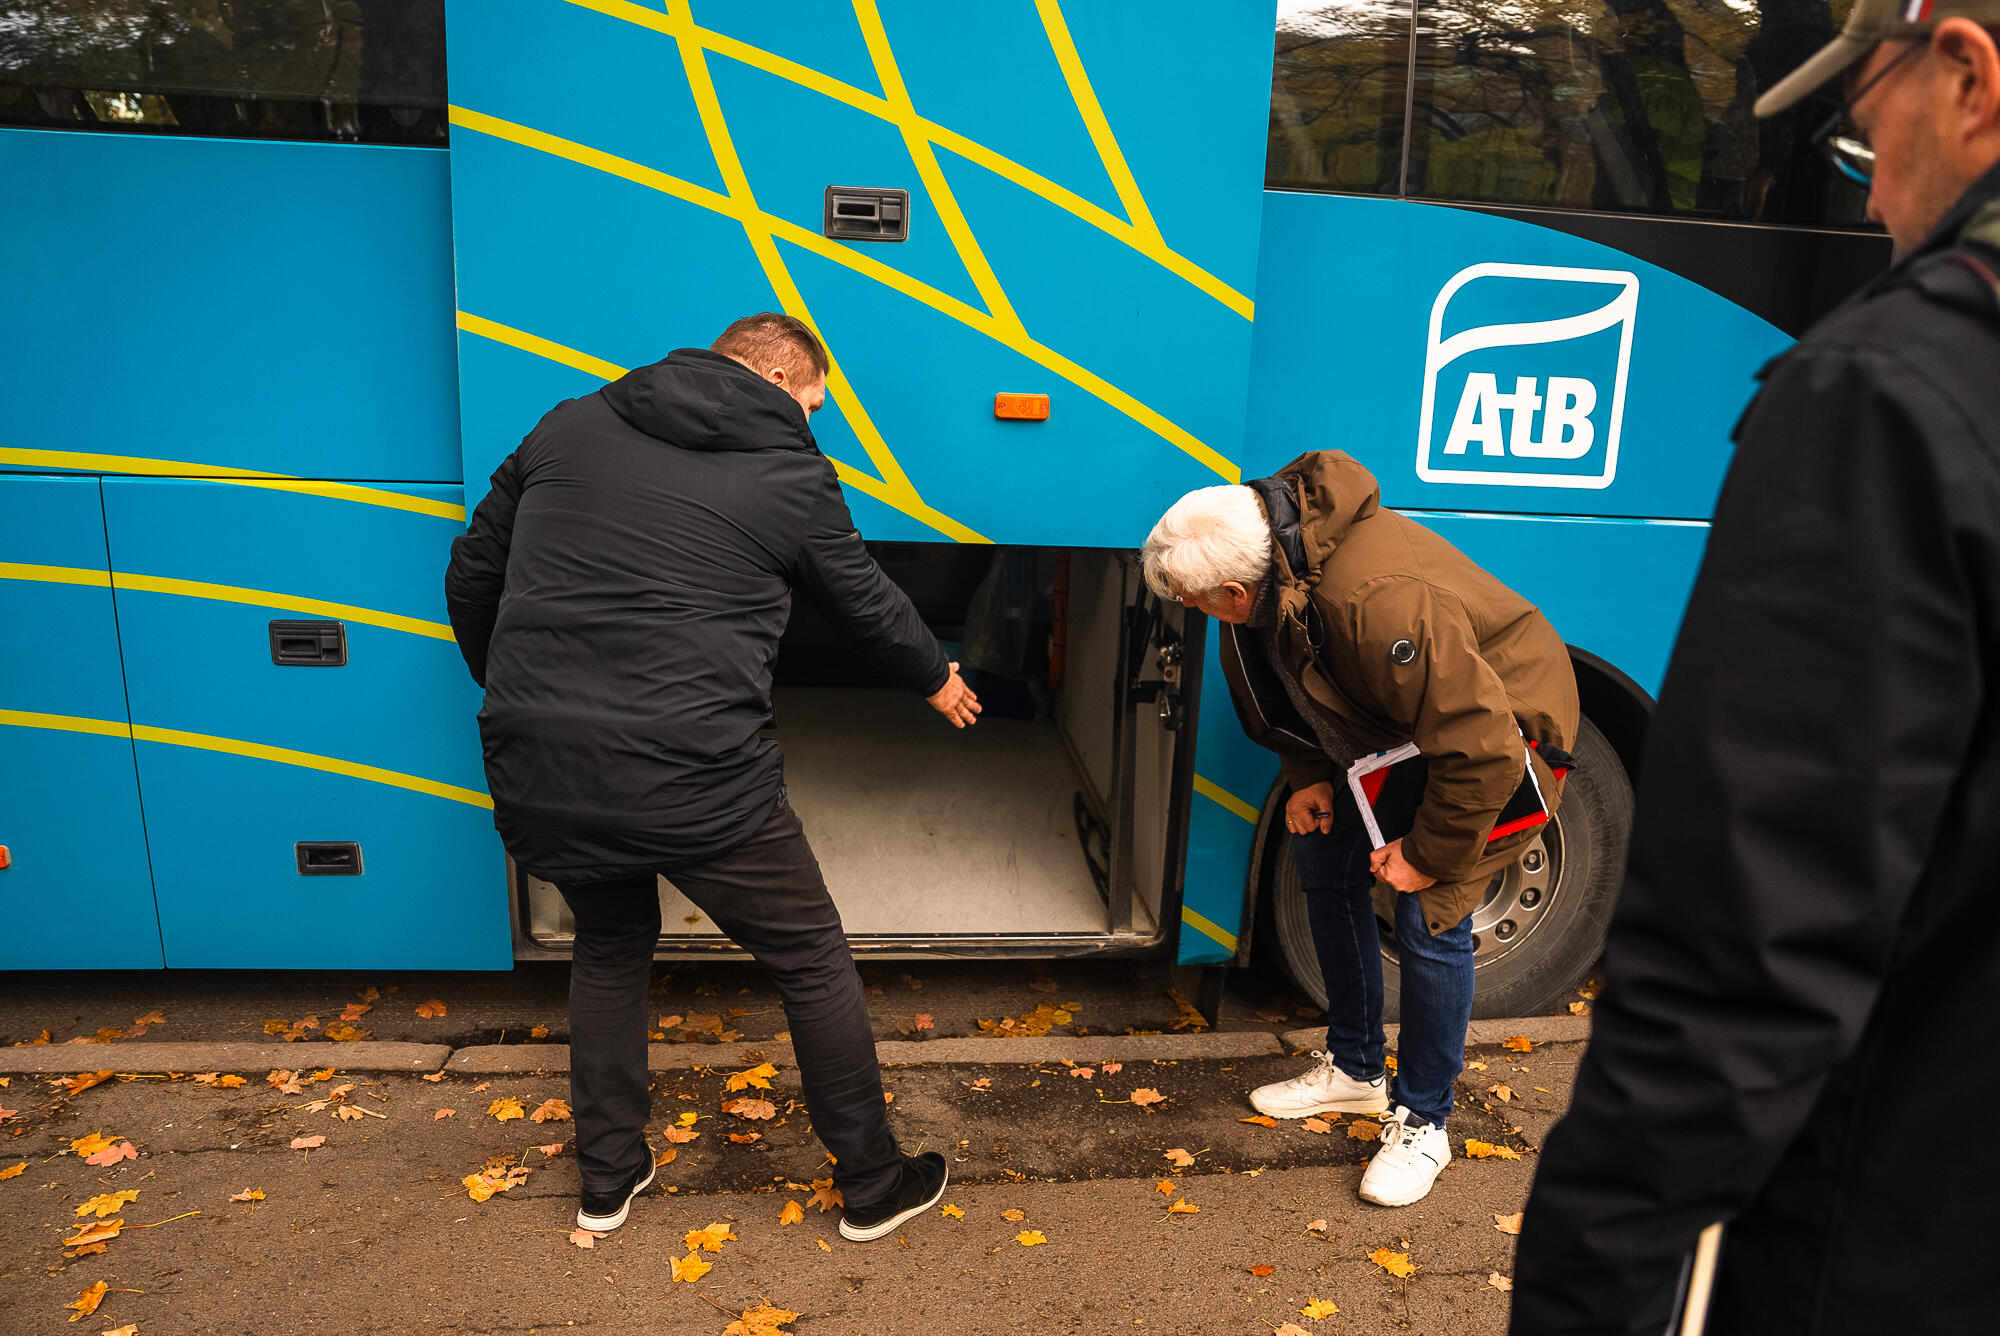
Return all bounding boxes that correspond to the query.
[1263,716,1631,1023]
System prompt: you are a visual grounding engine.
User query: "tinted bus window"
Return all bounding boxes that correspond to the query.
[1404,0,1868,226]
[0,0,446,145]
[1269,0,1412,195]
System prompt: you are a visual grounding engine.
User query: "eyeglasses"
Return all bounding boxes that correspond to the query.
[1810,40,1928,186]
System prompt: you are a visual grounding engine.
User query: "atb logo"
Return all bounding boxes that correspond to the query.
[1416,263,1638,490]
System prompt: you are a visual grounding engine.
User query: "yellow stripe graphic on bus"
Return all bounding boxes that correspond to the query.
[1193,774,1261,825]
[0,563,455,642]
[1179,904,1239,953]
[0,709,492,810]
[0,449,465,522]
[559,0,1251,320]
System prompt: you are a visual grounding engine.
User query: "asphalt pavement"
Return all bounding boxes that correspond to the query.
[0,962,1591,1335]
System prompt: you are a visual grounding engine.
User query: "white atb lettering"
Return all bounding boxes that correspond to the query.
[1442,373,1598,460]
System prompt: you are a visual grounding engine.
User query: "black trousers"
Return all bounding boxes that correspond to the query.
[554,795,902,1209]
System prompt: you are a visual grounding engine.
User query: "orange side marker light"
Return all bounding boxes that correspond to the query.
[994,393,1050,421]
[0,846,11,869]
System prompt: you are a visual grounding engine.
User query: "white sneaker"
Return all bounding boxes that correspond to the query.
[1248,1050,1391,1119]
[1358,1105,1451,1207]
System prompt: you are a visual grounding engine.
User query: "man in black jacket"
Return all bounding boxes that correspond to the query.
[445,313,978,1244]
[1512,5,2000,1333]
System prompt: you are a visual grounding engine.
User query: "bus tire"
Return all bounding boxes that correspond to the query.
[1262,716,1631,1023]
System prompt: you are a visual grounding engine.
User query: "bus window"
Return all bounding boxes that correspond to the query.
[1267,0,1412,195]
[0,0,447,145]
[1403,0,1870,227]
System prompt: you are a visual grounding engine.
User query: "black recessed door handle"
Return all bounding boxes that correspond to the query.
[270,620,347,666]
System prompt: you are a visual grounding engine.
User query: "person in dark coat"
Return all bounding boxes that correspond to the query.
[444,312,978,1243]
[1511,6,2000,1332]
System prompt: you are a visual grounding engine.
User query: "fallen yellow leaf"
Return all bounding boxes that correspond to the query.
[940,1203,963,1219]
[1129,1088,1166,1108]
[76,1191,139,1218]
[684,1222,738,1253]
[530,1024,550,1039]
[1503,1035,1534,1053]
[1489,1084,1516,1103]
[1347,1120,1382,1141]
[1163,1148,1195,1167]
[1239,1114,1278,1127]
[1016,1230,1047,1246]
[722,1097,777,1120]
[1155,1179,1175,1194]
[1302,1297,1340,1319]
[433,1109,454,1121]
[1370,1247,1418,1279]
[414,999,447,1019]
[676,1110,698,1127]
[528,1098,571,1123]
[1249,1264,1275,1277]
[779,1200,805,1225]
[569,1227,604,1249]
[808,1179,843,1212]
[487,1097,526,1122]
[65,1280,108,1322]
[662,1125,700,1144]
[654,1147,678,1166]
[722,1302,800,1336]
[0,1162,29,1180]
[101,1325,139,1336]
[1488,1272,1514,1292]
[1000,1207,1026,1221]
[1494,1212,1523,1235]
[1568,1000,1592,1016]
[670,1252,713,1282]
[725,1062,779,1093]
[229,1189,264,1203]
[816,1238,832,1252]
[1464,1140,1523,1160]
[728,1131,762,1144]
[289,1135,324,1150]
[86,1142,137,1167]
[1302,1116,1334,1134]
[62,1218,124,1249]
[1276,1325,1312,1336]
[1167,1199,1199,1214]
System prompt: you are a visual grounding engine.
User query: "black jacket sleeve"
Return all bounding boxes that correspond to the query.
[1510,345,1995,1333]
[443,451,524,689]
[790,468,951,696]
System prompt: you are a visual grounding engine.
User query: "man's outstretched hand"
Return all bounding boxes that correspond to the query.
[927,661,982,729]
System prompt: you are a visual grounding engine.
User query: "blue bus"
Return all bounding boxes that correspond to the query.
[0,0,1885,1018]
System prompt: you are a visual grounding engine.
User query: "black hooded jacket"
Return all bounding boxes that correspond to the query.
[1510,166,2000,1334]
[444,349,948,882]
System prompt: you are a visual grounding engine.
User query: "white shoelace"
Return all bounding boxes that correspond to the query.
[1282,1050,1338,1089]
[1375,1115,1435,1167]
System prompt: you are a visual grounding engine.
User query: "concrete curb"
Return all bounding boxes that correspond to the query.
[0,1042,451,1074]
[1277,1015,1592,1054]
[447,1030,1287,1074]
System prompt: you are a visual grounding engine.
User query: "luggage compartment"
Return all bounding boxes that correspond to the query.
[515,545,1200,958]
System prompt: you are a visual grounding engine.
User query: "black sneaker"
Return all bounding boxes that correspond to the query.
[838,1152,949,1242]
[576,1155,657,1232]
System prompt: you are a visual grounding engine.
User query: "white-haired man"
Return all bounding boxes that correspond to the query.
[1144,450,1578,1207]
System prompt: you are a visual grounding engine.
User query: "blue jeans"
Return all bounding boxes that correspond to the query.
[1290,787,1475,1128]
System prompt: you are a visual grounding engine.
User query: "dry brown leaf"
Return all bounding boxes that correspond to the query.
[725,1062,778,1093]
[333,1107,364,1122]
[290,1135,324,1150]
[528,1098,571,1123]
[0,1104,14,1124]
[1068,1066,1094,1079]
[1502,1035,1534,1053]
[1489,1085,1516,1103]
[421,1072,446,1083]
[1167,1199,1199,1214]
[1464,1139,1523,1160]
[229,1188,264,1203]
[530,1024,550,1039]
[433,1109,454,1121]
[324,1022,370,1043]
[569,1227,605,1249]
[62,1218,124,1249]
[487,1097,526,1122]
[65,1280,108,1322]
[971,1077,992,1089]
[534,1142,563,1157]
[86,1142,137,1167]
[722,1097,776,1121]
[808,1178,843,1212]
[1301,1116,1335,1134]
[816,1238,832,1252]
[1276,1325,1312,1336]
[1370,1247,1418,1279]
[662,1125,700,1144]
[339,1003,371,1023]
[60,1071,116,1095]
[1347,1120,1382,1141]
[1239,1114,1278,1127]
[669,1252,712,1283]
[75,1191,138,1218]
[101,1326,139,1336]
[728,1132,762,1144]
[414,999,447,1019]
[1163,1148,1195,1167]
[472,1081,490,1091]
[1129,1088,1166,1109]
[723,1302,800,1336]
[1306,1218,1329,1234]
[1488,1272,1514,1292]
[1494,1212,1524,1235]
[1568,1000,1592,1016]
[652,1147,677,1167]
[1016,1230,1047,1246]
[779,1200,805,1225]
[1249,1264,1276,1277]
[262,1019,290,1036]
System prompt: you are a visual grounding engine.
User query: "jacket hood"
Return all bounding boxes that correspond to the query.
[600,348,818,454]
[1250,450,1383,581]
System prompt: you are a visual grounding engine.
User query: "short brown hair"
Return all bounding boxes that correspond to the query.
[710,312,829,386]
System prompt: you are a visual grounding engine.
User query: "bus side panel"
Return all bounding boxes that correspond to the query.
[99,480,509,969]
[1176,513,1712,962]
[0,476,164,968]
[443,0,1277,546]
[1244,192,1793,520]
[0,129,460,484]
